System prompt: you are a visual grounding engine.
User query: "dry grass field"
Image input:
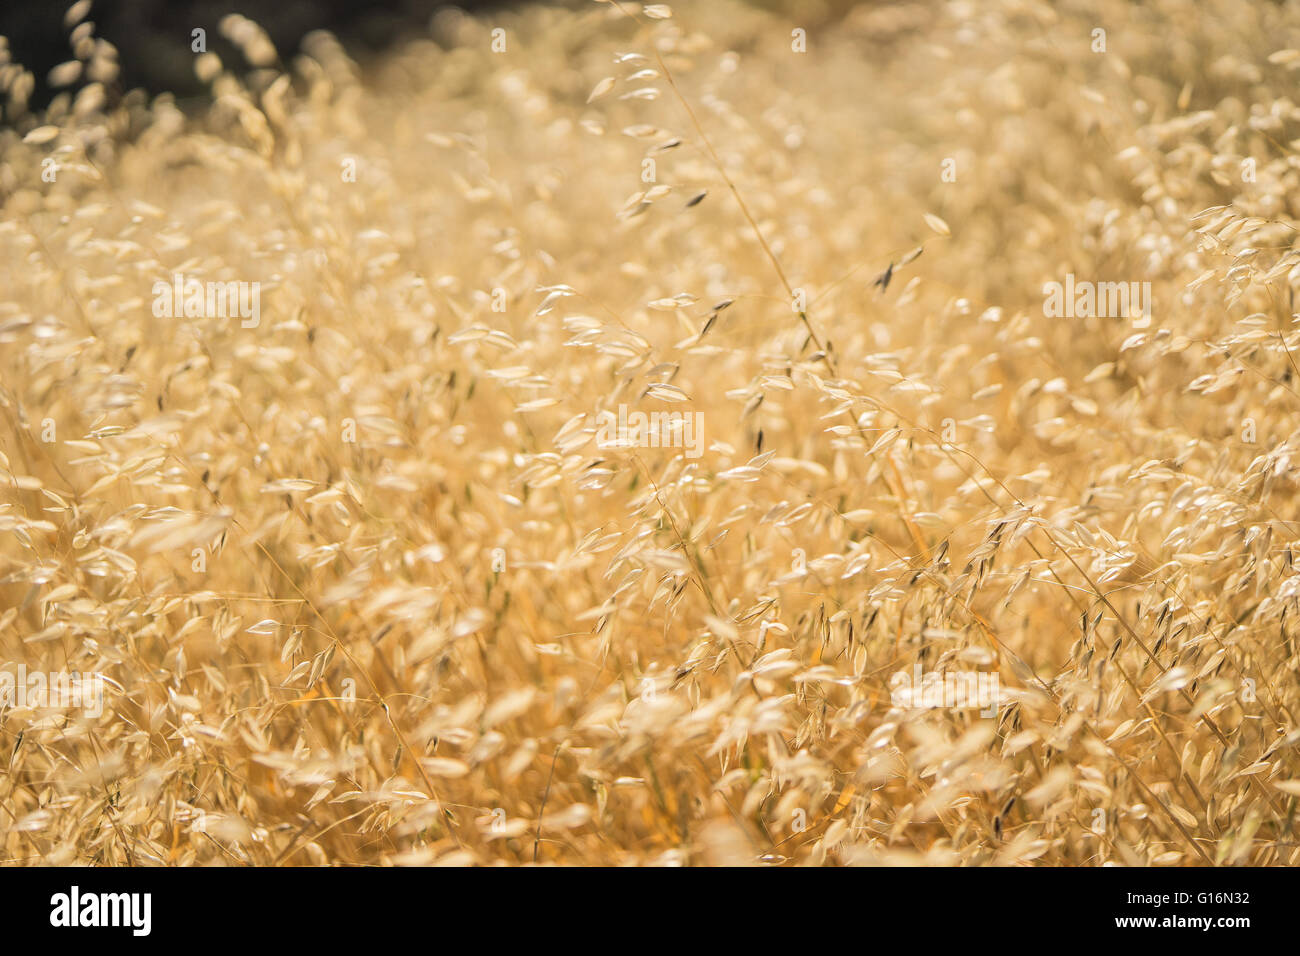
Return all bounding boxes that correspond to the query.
[3,0,1300,866]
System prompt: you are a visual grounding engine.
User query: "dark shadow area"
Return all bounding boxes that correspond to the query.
[1,0,536,110]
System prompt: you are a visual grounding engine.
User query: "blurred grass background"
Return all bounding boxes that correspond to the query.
[1,0,879,113]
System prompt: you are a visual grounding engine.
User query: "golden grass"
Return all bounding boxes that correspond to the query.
[2,0,1300,865]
